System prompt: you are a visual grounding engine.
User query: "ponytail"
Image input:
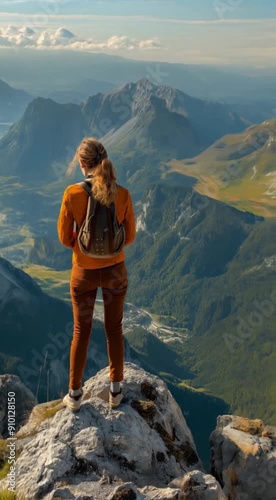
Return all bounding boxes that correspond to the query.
[92,158,118,206]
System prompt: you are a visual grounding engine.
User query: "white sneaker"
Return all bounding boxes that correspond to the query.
[109,390,124,408]
[63,388,83,411]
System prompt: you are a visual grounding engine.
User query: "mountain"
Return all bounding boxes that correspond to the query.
[124,184,276,423]
[0,78,248,185]
[102,94,200,160]
[169,120,276,217]
[83,77,247,153]
[0,79,32,122]
[0,256,73,395]
[0,98,87,181]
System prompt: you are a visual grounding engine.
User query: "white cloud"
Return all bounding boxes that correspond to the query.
[0,25,162,51]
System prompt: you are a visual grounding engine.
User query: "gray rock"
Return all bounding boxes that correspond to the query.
[180,470,226,499]
[210,415,276,500]
[1,363,200,499]
[140,485,182,499]
[50,488,76,499]
[107,482,140,499]
[0,374,36,437]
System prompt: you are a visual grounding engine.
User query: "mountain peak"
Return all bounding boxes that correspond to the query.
[0,78,28,96]
[111,77,155,95]
[136,76,156,89]
[0,79,12,90]
[20,96,63,121]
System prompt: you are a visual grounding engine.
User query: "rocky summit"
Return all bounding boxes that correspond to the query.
[0,363,218,500]
[0,364,275,499]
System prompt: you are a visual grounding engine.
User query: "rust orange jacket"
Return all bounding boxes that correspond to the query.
[57,183,136,269]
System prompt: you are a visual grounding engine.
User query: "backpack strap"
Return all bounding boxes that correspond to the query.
[109,202,117,235]
[76,180,98,232]
[77,180,92,195]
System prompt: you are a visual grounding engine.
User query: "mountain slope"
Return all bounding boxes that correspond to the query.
[0,256,87,374]
[102,94,200,159]
[124,184,276,423]
[0,257,112,400]
[169,120,276,217]
[0,98,87,181]
[151,80,248,143]
[0,79,32,122]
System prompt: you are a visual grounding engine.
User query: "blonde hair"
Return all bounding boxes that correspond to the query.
[68,137,118,206]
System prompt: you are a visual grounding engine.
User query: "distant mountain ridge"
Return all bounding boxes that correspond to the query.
[0,79,32,122]
[0,78,248,182]
[1,49,276,101]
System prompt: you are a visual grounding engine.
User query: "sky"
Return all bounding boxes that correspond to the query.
[0,0,276,66]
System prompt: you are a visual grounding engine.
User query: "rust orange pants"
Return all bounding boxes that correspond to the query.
[69,261,128,390]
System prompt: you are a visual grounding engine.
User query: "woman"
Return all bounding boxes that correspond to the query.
[57,137,136,411]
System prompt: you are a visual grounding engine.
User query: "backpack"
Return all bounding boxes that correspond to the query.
[76,179,126,258]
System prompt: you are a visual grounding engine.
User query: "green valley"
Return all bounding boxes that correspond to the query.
[169,121,276,217]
